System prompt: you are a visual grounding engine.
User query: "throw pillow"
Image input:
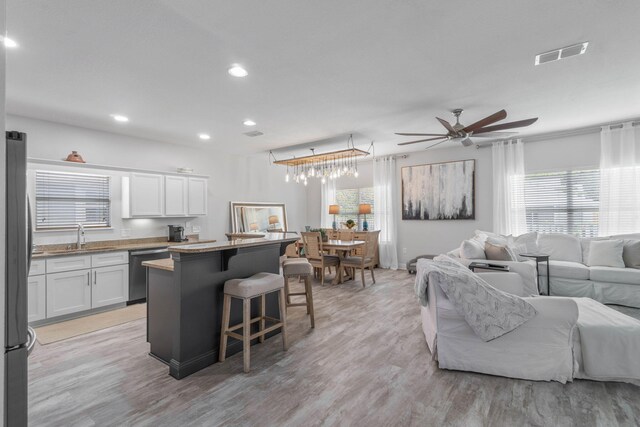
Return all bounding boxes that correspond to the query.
[484,242,517,261]
[432,255,537,341]
[538,233,582,263]
[460,239,486,260]
[580,237,609,265]
[622,240,640,269]
[587,239,625,268]
[512,232,539,261]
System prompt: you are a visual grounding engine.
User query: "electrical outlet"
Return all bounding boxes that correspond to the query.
[121,228,131,238]
[402,248,407,255]
[192,225,201,233]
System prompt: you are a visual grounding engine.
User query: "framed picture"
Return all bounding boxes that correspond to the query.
[401,159,475,220]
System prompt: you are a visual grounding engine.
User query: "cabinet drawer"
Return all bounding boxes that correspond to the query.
[29,259,46,276]
[91,251,129,268]
[46,255,92,274]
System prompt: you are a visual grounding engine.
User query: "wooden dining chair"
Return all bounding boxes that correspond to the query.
[337,230,354,242]
[341,230,380,287]
[301,232,339,284]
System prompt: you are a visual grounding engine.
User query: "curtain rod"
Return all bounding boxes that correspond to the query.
[475,118,640,149]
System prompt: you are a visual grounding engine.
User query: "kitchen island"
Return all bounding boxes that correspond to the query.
[143,233,300,379]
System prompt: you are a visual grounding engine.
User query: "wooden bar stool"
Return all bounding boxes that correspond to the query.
[219,272,288,373]
[282,258,315,328]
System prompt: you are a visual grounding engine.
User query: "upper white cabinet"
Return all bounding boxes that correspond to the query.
[165,175,188,216]
[188,177,207,216]
[128,173,165,217]
[123,173,207,218]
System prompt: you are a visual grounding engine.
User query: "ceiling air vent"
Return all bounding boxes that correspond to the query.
[535,42,589,65]
[243,131,264,137]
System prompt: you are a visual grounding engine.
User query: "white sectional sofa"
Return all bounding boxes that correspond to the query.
[452,231,640,308]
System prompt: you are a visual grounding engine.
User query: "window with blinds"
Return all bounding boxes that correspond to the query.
[335,187,375,229]
[524,169,600,237]
[35,171,111,230]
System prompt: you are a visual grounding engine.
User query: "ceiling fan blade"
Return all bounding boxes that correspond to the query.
[469,131,519,138]
[436,117,456,134]
[462,109,507,133]
[398,137,446,146]
[473,118,538,133]
[425,139,449,150]
[395,133,448,137]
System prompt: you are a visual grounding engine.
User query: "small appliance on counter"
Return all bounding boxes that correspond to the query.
[168,225,187,242]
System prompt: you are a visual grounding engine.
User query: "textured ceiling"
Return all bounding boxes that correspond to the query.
[6,0,640,156]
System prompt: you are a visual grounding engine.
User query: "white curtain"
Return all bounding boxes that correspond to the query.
[492,139,527,236]
[599,123,640,236]
[320,179,336,229]
[374,156,399,269]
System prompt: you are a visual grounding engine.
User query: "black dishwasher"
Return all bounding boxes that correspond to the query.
[128,248,170,304]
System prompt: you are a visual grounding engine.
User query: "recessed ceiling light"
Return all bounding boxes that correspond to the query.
[2,36,18,48]
[243,119,256,126]
[110,114,129,122]
[198,133,211,140]
[228,64,248,77]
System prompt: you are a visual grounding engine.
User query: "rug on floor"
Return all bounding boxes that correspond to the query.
[35,303,146,344]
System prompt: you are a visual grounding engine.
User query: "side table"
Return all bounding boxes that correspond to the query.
[519,253,550,295]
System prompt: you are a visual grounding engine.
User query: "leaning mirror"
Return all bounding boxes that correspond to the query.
[230,202,288,233]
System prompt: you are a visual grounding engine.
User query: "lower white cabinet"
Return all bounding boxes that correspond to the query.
[46,269,92,318]
[27,275,46,322]
[92,264,129,308]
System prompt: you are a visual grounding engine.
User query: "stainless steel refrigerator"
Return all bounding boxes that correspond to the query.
[4,131,35,426]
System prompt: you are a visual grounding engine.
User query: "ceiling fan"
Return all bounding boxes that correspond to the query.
[396,109,538,149]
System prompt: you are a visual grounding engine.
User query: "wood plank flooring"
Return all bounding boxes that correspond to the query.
[28,269,640,426]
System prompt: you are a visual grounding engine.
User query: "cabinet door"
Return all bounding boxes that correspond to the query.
[91,251,129,268]
[92,264,129,308]
[46,269,91,318]
[28,275,46,322]
[165,175,188,216]
[130,173,164,217]
[188,177,207,216]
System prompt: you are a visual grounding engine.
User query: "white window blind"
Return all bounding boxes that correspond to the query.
[35,171,111,230]
[524,169,600,237]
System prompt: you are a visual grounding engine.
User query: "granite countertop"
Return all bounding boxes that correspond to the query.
[142,258,174,272]
[170,233,300,254]
[32,237,217,259]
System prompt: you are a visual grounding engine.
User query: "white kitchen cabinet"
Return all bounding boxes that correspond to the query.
[165,175,188,216]
[46,269,92,317]
[128,172,164,217]
[91,251,129,268]
[46,255,92,274]
[29,259,46,276]
[27,274,46,322]
[188,177,208,216]
[91,264,129,308]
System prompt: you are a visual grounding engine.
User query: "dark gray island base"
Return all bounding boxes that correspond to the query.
[144,234,299,379]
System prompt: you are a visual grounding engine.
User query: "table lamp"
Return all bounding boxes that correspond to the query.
[249,222,259,232]
[329,205,340,230]
[359,204,372,231]
[268,215,279,229]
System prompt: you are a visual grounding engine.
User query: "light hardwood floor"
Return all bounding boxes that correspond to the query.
[28,269,640,426]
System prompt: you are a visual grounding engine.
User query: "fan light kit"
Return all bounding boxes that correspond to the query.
[270,134,371,185]
[396,108,538,149]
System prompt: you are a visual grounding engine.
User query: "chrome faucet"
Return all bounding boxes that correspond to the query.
[76,224,86,249]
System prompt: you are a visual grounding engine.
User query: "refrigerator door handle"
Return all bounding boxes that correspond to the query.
[26,326,36,356]
[27,196,33,274]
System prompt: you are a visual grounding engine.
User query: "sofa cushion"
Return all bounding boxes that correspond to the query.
[587,239,625,268]
[547,260,591,280]
[511,232,539,261]
[485,242,517,261]
[623,240,640,269]
[460,239,486,260]
[580,237,609,264]
[538,233,582,263]
[589,266,640,285]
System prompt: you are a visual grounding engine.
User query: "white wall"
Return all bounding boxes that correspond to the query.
[7,114,307,245]
[0,0,7,419]
[305,131,603,265]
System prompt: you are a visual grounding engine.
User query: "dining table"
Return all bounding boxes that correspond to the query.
[297,239,365,285]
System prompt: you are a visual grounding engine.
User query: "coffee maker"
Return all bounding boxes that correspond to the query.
[168,225,187,242]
